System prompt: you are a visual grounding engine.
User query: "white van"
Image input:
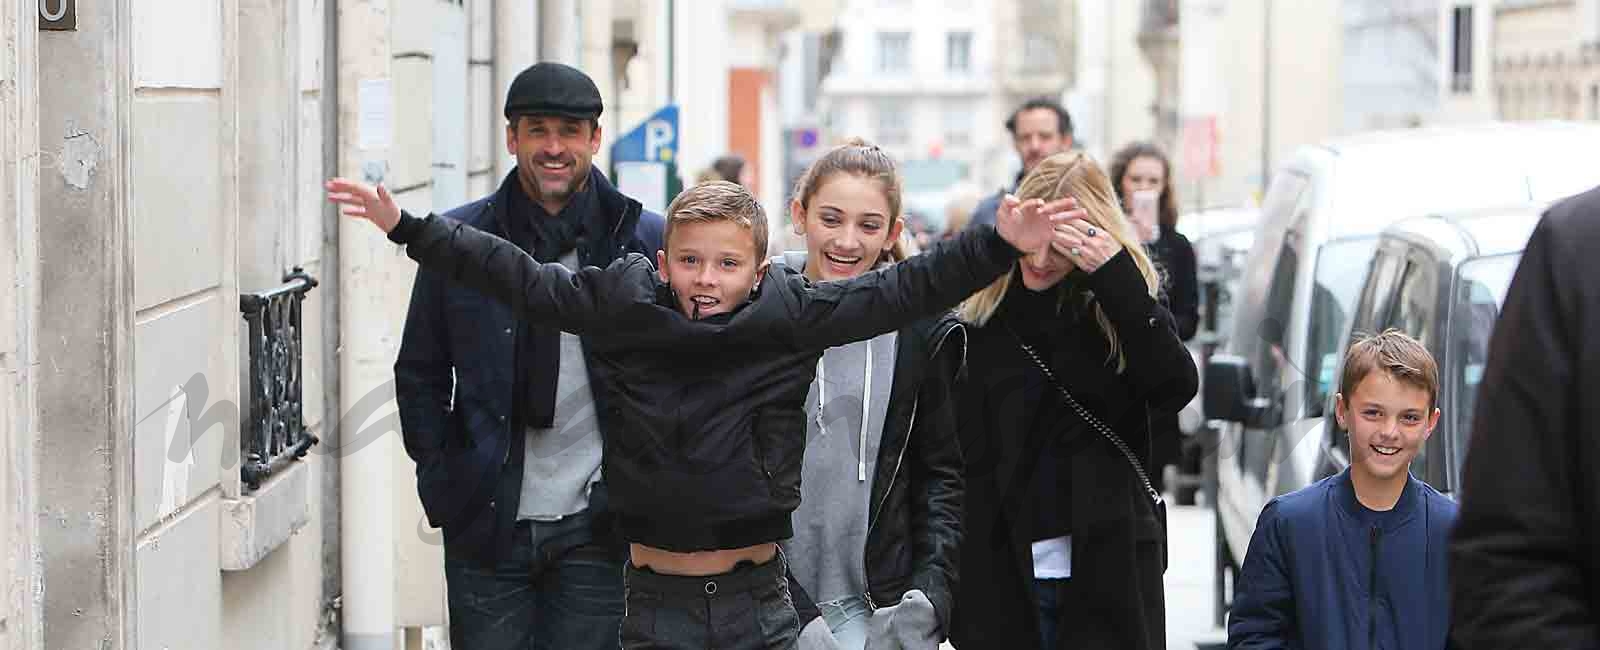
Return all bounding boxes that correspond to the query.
[1201,121,1600,620]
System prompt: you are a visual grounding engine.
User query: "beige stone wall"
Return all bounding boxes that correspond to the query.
[1205,0,1340,206]
[1492,1,1600,121]
[0,0,39,646]
[124,0,329,646]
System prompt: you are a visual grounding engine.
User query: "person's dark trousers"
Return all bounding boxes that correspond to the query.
[1031,577,1124,649]
[1034,578,1066,649]
[444,509,625,650]
[621,551,800,650]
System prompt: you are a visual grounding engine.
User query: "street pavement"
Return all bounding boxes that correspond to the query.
[1165,503,1229,649]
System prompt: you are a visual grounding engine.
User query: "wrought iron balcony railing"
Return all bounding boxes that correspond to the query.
[239,268,319,491]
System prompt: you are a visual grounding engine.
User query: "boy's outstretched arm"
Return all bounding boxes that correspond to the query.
[787,196,1080,350]
[326,178,624,335]
[1227,501,1297,650]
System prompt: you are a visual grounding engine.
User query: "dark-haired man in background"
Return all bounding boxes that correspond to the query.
[969,98,1075,228]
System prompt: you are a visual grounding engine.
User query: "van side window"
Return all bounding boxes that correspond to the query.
[1304,237,1380,419]
[1386,258,1437,345]
[1447,253,1519,488]
[1328,248,1406,455]
[1251,235,1298,426]
[1377,257,1438,479]
[1244,172,1312,427]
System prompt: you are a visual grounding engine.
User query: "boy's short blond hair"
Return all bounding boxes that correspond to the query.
[664,180,768,256]
[1338,328,1439,410]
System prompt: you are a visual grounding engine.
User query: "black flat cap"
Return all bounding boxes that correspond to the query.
[504,62,604,121]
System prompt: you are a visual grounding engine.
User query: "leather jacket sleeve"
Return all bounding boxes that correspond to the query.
[907,325,967,636]
[785,224,1018,351]
[388,210,634,336]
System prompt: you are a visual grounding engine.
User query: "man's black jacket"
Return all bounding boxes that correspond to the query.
[1451,184,1600,647]
[386,210,1020,552]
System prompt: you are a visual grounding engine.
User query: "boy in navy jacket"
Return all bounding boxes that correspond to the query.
[1228,329,1458,650]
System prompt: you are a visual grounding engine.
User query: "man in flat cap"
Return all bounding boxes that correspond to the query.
[394,61,664,650]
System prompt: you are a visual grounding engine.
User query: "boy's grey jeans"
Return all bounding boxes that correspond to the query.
[622,551,800,650]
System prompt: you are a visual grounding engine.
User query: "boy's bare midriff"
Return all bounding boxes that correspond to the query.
[629,542,777,576]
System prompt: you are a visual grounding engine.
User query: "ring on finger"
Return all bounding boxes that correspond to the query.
[1086,226,1097,237]
[1070,246,1083,256]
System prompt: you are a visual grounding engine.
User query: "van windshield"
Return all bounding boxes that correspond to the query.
[1448,252,1520,470]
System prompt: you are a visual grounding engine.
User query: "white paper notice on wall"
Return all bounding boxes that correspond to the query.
[358,78,394,151]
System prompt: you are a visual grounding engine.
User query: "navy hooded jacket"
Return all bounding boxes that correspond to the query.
[1228,468,1457,650]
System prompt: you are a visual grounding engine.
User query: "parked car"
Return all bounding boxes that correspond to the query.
[1200,121,1600,623]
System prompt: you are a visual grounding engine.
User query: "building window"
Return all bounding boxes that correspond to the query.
[1450,5,1474,93]
[875,101,910,146]
[1022,33,1058,72]
[942,103,973,147]
[877,32,912,74]
[946,32,972,73]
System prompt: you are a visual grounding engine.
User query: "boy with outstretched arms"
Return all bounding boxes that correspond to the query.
[327,178,1078,649]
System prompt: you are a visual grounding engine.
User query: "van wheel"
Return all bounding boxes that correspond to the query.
[1214,509,1235,628]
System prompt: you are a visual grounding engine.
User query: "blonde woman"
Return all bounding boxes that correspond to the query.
[947,151,1197,650]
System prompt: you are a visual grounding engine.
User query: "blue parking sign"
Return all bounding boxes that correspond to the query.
[612,105,679,163]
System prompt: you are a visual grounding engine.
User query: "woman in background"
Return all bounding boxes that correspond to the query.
[1110,141,1198,497]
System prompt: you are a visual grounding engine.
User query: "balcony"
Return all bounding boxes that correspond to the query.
[238,268,319,492]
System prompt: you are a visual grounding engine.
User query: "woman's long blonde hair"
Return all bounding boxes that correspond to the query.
[957,151,1161,372]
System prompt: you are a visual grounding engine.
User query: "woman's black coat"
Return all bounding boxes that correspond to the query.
[948,251,1198,650]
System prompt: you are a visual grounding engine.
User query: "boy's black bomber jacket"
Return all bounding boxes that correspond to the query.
[385,209,1018,553]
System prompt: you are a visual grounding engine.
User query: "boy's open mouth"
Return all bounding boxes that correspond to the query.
[1371,445,1400,457]
[691,295,720,308]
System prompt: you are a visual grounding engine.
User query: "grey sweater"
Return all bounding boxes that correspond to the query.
[782,323,897,603]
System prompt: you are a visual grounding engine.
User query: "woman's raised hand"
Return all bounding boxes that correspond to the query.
[1051,216,1123,274]
[995,194,1085,256]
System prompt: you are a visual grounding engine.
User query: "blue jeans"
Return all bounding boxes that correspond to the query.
[817,595,873,649]
[444,511,625,650]
[1034,578,1069,649]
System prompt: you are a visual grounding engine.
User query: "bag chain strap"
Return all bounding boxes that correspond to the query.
[1015,339,1164,506]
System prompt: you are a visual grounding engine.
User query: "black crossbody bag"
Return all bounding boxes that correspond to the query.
[1008,328,1168,536]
